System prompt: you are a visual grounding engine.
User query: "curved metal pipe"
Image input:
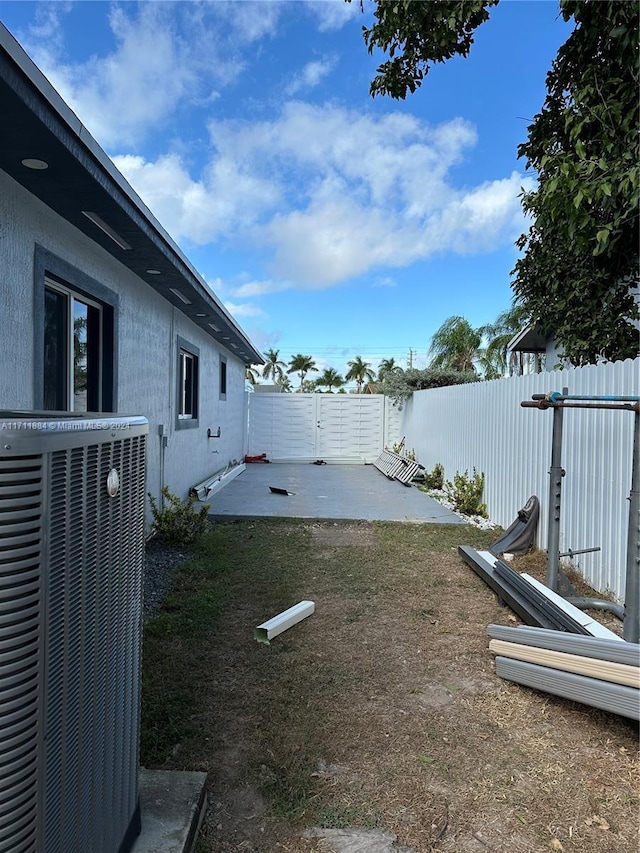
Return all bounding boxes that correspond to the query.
[565,597,625,621]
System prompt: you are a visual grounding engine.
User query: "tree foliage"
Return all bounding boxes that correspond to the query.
[245,365,260,385]
[262,348,287,383]
[479,303,537,377]
[377,357,401,382]
[287,354,318,390]
[345,355,375,392]
[428,315,483,373]
[362,0,498,99]
[317,367,345,392]
[358,0,640,364]
[380,366,478,407]
[513,1,639,363]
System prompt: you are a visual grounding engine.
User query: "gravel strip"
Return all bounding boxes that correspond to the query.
[421,488,499,531]
[143,539,192,617]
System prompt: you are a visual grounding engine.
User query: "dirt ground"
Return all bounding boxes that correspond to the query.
[145,520,639,853]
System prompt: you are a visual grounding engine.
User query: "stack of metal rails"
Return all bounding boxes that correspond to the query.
[487,625,639,721]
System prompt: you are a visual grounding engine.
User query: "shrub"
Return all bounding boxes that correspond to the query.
[380,367,478,407]
[444,469,488,518]
[148,486,210,548]
[423,462,444,491]
[392,442,417,461]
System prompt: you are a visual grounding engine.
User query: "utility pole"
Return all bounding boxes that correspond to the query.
[407,348,414,369]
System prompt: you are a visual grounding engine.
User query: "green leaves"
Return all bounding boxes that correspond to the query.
[359,0,640,364]
[380,367,478,407]
[513,0,639,363]
[362,0,498,100]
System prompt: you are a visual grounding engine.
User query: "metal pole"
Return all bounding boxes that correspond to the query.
[546,387,568,591]
[623,407,640,643]
[532,393,640,403]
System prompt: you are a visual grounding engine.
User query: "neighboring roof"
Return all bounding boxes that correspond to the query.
[0,24,263,365]
[507,324,549,353]
[252,384,285,393]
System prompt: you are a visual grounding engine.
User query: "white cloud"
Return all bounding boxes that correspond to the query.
[113,152,279,245]
[117,103,528,288]
[22,5,195,148]
[212,0,283,44]
[230,280,292,297]
[244,327,281,354]
[18,2,284,149]
[285,56,337,96]
[305,0,363,31]
[224,301,267,319]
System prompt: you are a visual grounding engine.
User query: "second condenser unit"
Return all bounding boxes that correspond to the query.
[0,413,148,853]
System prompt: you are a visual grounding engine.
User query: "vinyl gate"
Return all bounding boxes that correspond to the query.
[246,393,401,463]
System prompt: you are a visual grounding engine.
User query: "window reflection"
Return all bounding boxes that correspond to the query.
[44,288,67,410]
[74,300,88,411]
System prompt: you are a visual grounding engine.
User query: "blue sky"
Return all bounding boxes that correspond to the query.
[1,1,572,383]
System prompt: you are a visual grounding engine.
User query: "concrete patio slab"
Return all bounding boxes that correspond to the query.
[132,770,207,853]
[207,463,465,524]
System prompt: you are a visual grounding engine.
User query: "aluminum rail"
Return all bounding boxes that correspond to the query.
[490,640,639,687]
[532,393,640,403]
[487,624,639,666]
[494,657,639,721]
[522,400,639,412]
[458,547,566,629]
[493,561,591,635]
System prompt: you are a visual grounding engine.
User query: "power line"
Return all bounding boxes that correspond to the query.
[265,346,423,354]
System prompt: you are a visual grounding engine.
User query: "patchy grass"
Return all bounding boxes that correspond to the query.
[141,520,639,853]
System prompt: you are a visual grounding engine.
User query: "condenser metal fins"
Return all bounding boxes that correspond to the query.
[0,414,148,853]
[0,453,43,853]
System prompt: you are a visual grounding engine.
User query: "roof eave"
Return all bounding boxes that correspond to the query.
[0,23,264,366]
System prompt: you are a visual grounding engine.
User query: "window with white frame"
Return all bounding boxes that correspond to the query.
[176,337,199,428]
[43,279,105,412]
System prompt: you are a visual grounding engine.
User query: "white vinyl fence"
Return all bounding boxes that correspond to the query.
[400,358,640,601]
[246,393,403,463]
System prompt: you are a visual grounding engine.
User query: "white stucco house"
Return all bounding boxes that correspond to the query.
[0,25,264,506]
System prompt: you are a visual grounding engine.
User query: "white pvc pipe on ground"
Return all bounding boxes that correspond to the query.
[254,601,315,644]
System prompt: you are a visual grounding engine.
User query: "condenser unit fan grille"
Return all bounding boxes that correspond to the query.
[45,435,146,853]
[0,454,43,853]
[0,417,147,853]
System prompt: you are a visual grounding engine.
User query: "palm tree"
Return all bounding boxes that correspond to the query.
[428,316,482,373]
[287,354,318,390]
[479,303,534,377]
[345,356,375,393]
[278,374,293,393]
[316,367,344,393]
[245,365,260,385]
[262,348,286,384]
[377,357,401,382]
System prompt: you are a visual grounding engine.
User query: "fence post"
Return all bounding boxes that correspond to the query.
[546,387,568,590]
[623,407,640,643]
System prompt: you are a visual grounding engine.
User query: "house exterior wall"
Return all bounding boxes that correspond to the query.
[400,358,640,601]
[0,168,247,505]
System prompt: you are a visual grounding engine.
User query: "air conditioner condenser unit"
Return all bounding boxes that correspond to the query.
[0,413,148,853]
